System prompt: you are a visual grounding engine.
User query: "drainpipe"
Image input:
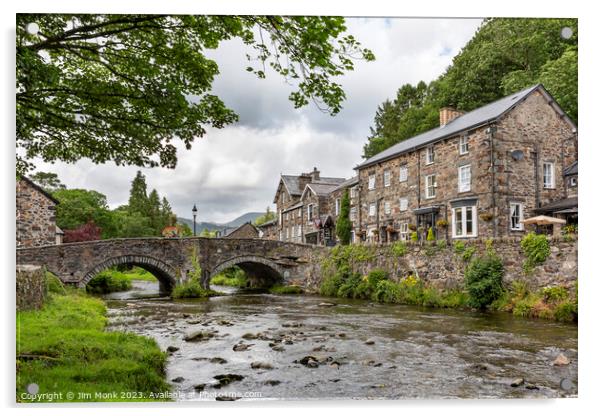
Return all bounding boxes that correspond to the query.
[416,153,421,231]
[357,184,363,242]
[534,144,540,209]
[488,124,498,238]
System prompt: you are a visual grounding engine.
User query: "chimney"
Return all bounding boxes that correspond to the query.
[439,107,464,126]
[310,167,320,182]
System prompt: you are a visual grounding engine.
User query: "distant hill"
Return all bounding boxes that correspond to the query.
[177,211,263,235]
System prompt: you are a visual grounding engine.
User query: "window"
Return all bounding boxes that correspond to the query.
[281,193,285,203]
[510,203,524,231]
[279,230,283,241]
[384,170,391,187]
[399,197,408,212]
[285,227,289,239]
[543,162,555,189]
[278,210,282,225]
[298,208,302,218]
[384,201,391,215]
[570,177,577,187]
[350,186,357,198]
[459,136,469,155]
[285,212,289,221]
[335,198,341,216]
[452,206,478,238]
[400,223,409,240]
[368,174,376,190]
[307,204,314,221]
[426,146,435,164]
[399,165,408,182]
[350,207,357,221]
[425,175,436,199]
[297,225,302,237]
[369,203,376,217]
[458,165,471,193]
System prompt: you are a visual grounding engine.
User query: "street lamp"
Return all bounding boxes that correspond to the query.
[192,204,198,236]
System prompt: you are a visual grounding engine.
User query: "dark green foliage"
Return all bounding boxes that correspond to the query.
[269,285,304,295]
[464,254,505,309]
[210,267,249,287]
[390,241,408,256]
[171,280,220,299]
[29,171,65,192]
[45,271,66,295]
[16,15,374,175]
[335,189,353,245]
[254,207,277,226]
[53,188,118,238]
[363,18,577,158]
[554,300,577,322]
[337,272,362,298]
[371,280,401,303]
[86,270,133,294]
[521,232,551,272]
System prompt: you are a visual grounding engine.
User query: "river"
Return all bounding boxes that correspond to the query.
[104,280,578,400]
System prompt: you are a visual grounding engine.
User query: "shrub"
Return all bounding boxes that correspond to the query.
[441,290,469,308]
[554,300,577,322]
[422,287,443,307]
[352,280,372,299]
[462,245,476,262]
[86,270,132,294]
[464,254,505,309]
[337,273,362,298]
[269,285,304,295]
[541,286,568,303]
[210,267,248,287]
[46,271,66,295]
[437,239,447,249]
[411,232,418,241]
[319,267,347,297]
[426,227,435,241]
[453,241,465,254]
[371,280,402,303]
[171,280,219,299]
[367,269,389,289]
[390,241,408,256]
[521,232,551,273]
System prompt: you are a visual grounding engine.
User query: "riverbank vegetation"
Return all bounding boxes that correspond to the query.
[268,285,304,295]
[171,280,221,299]
[209,266,249,287]
[17,280,169,402]
[319,243,577,323]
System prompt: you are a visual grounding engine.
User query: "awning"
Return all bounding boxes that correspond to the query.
[521,215,566,226]
[535,197,578,214]
[413,206,441,215]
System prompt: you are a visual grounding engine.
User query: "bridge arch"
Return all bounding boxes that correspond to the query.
[81,255,178,292]
[208,255,286,288]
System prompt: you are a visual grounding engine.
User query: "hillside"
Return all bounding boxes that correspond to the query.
[177,211,263,234]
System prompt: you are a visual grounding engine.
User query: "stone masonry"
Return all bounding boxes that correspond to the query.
[16,177,59,248]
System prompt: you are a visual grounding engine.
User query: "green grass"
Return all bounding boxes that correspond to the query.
[171,280,221,299]
[86,270,132,294]
[120,267,158,282]
[268,285,304,295]
[16,292,170,402]
[209,267,248,288]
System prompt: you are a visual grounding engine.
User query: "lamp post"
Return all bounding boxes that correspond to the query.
[192,204,198,236]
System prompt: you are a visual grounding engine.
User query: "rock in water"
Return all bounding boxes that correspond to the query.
[184,330,215,342]
[553,353,570,366]
[365,339,375,345]
[264,380,281,386]
[171,376,185,383]
[251,361,274,370]
[511,378,525,387]
[232,343,253,351]
[210,357,227,364]
[213,374,244,388]
[318,302,336,307]
[166,346,179,353]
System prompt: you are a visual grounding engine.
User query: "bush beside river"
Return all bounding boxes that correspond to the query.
[16,278,170,402]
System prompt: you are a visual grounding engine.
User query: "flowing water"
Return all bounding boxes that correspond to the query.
[105,280,578,401]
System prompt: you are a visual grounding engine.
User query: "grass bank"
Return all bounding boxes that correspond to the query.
[209,266,248,288]
[17,284,170,402]
[171,280,222,299]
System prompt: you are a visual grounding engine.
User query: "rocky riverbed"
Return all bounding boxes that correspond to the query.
[104,280,578,400]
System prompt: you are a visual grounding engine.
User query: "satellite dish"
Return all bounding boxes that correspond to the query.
[511,150,524,161]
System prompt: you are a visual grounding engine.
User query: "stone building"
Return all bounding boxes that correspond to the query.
[224,222,261,239]
[535,160,578,224]
[256,218,278,240]
[16,177,62,248]
[273,167,345,244]
[327,176,360,242]
[353,84,578,242]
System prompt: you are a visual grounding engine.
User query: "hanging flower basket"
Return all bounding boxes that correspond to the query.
[479,212,494,222]
[436,219,449,229]
[408,223,417,231]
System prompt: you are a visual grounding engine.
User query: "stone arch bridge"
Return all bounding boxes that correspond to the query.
[16,238,327,293]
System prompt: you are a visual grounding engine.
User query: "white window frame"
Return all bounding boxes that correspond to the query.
[307,204,314,221]
[458,165,471,193]
[279,230,283,241]
[543,162,555,189]
[298,208,301,218]
[425,174,436,199]
[297,225,302,237]
[452,206,478,238]
[400,223,409,240]
[459,136,469,155]
[570,176,577,187]
[369,203,376,217]
[399,197,408,212]
[335,198,341,216]
[510,202,524,231]
[384,201,391,215]
[368,174,376,190]
[350,186,357,198]
[399,165,408,182]
[426,146,435,165]
[384,170,391,187]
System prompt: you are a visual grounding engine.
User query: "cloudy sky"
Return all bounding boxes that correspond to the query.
[33,17,482,223]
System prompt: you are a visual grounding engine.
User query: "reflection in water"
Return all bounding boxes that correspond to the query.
[105,280,577,400]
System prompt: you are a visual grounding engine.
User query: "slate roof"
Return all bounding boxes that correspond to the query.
[256,218,277,228]
[356,84,573,170]
[534,197,578,213]
[281,175,304,196]
[564,161,578,176]
[332,176,359,192]
[19,176,60,205]
[305,183,342,197]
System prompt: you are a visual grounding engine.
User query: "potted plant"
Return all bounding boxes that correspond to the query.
[479,212,494,222]
[436,219,448,229]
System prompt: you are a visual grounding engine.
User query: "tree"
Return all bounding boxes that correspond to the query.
[16,14,375,175]
[147,188,162,232]
[127,171,149,216]
[200,228,216,238]
[335,189,352,245]
[113,209,156,237]
[362,18,577,158]
[177,222,193,237]
[53,188,117,238]
[63,220,102,243]
[254,206,276,226]
[160,197,175,228]
[29,171,65,192]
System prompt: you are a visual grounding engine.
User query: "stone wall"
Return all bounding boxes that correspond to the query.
[16,265,47,310]
[306,237,578,293]
[16,178,58,248]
